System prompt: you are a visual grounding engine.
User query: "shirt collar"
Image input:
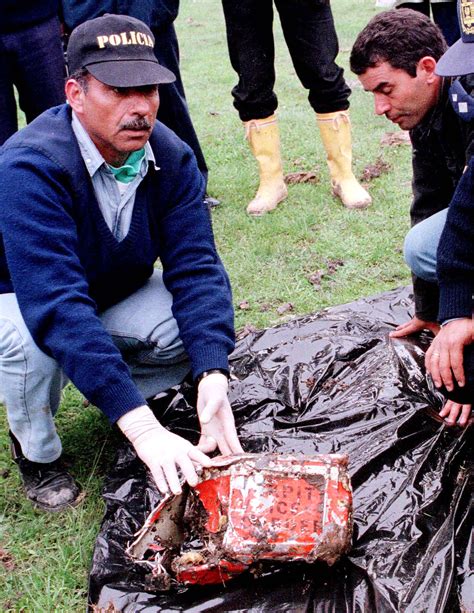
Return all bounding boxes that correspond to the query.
[71,111,158,178]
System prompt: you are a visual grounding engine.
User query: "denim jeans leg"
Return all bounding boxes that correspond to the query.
[100,269,191,400]
[404,208,448,282]
[0,294,65,462]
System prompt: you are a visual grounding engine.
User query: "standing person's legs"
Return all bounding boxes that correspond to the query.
[275,0,349,114]
[274,0,370,209]
[221,0,277,121]
[9,17,65,125]
[153,23,209,183]
[221,0,288,215]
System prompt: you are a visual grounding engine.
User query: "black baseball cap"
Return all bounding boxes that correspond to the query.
[436,0,474,77]
[67,13,176,87]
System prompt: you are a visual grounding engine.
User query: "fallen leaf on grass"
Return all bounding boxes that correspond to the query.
[0,548,16,571]
[307,270,325,287]
[285,171,319,184]
[238,300,250,310]
[307,259,344,288]
[380,131,411,147]
[360,158,392,182]
[277,302,294,315]
[327,258,344,274]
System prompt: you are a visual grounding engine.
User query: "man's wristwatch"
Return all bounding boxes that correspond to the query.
[196,368,229,385]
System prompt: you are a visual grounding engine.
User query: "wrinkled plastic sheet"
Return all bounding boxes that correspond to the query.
[88,288,473,612]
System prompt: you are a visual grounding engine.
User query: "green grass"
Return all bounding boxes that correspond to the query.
[0,1,413,610]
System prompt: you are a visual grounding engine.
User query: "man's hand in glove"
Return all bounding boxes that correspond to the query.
[196,372,243,457]
[117,405,213,495]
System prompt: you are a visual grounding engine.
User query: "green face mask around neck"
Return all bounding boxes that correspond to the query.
[108,148,146,184]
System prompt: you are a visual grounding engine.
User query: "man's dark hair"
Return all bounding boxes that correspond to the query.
[350,9,447,77]
[66,67,90,92]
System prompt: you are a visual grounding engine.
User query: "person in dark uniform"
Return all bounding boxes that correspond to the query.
[403,0,474,427]
[351,6,474,426]
[0,0,66,145]
[395,0,460,46]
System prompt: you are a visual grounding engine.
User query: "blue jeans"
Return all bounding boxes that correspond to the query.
[0,270,190,462]
[0,16,66,145]
[403,208,448,283]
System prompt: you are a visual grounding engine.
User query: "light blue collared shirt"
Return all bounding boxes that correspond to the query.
[71,112,159,241]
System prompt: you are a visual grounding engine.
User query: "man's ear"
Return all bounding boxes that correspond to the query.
[417,56,439,83]
[65,79,86,114]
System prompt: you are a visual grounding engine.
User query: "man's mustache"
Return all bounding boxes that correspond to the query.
[120,118,152,131]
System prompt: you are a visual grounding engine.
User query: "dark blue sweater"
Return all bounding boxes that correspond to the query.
[0,105,234,422]
[437,156,474,322]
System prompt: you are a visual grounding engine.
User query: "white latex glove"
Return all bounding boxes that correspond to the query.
[117,405,212,495]
[196,373,244,456]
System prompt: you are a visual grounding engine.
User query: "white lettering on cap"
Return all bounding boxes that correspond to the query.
[96,31,154,49]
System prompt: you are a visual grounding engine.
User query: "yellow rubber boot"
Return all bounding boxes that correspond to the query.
[317,111,372,210]
[244,115,288,216]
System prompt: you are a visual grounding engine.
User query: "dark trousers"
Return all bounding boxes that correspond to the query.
[0,16,66,145]
[397,2,460,46]
[152,22,208,181]
[221,0,351,121]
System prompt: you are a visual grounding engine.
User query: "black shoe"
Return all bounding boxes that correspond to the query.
[203,193,221,208]
[10,432,82,512]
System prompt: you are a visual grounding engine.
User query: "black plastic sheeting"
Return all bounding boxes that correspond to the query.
[88,288,473,612]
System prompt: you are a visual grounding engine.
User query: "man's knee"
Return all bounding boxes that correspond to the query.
[404,224,425,277]
[403,222,437,282]
[0,318,58,381]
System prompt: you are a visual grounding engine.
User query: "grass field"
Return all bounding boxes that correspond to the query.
[0,1,414,610]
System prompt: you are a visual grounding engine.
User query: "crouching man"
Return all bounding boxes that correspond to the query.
[0,14,242,512]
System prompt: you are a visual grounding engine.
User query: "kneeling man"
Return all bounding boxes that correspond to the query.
[0,14,242,511]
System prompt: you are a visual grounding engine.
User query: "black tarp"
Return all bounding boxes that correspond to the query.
[88,288,473,612]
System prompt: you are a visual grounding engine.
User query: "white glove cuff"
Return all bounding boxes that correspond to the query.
[117,405,162,444]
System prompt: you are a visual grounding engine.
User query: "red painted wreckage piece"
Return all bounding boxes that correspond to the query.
[127,453,353,588]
